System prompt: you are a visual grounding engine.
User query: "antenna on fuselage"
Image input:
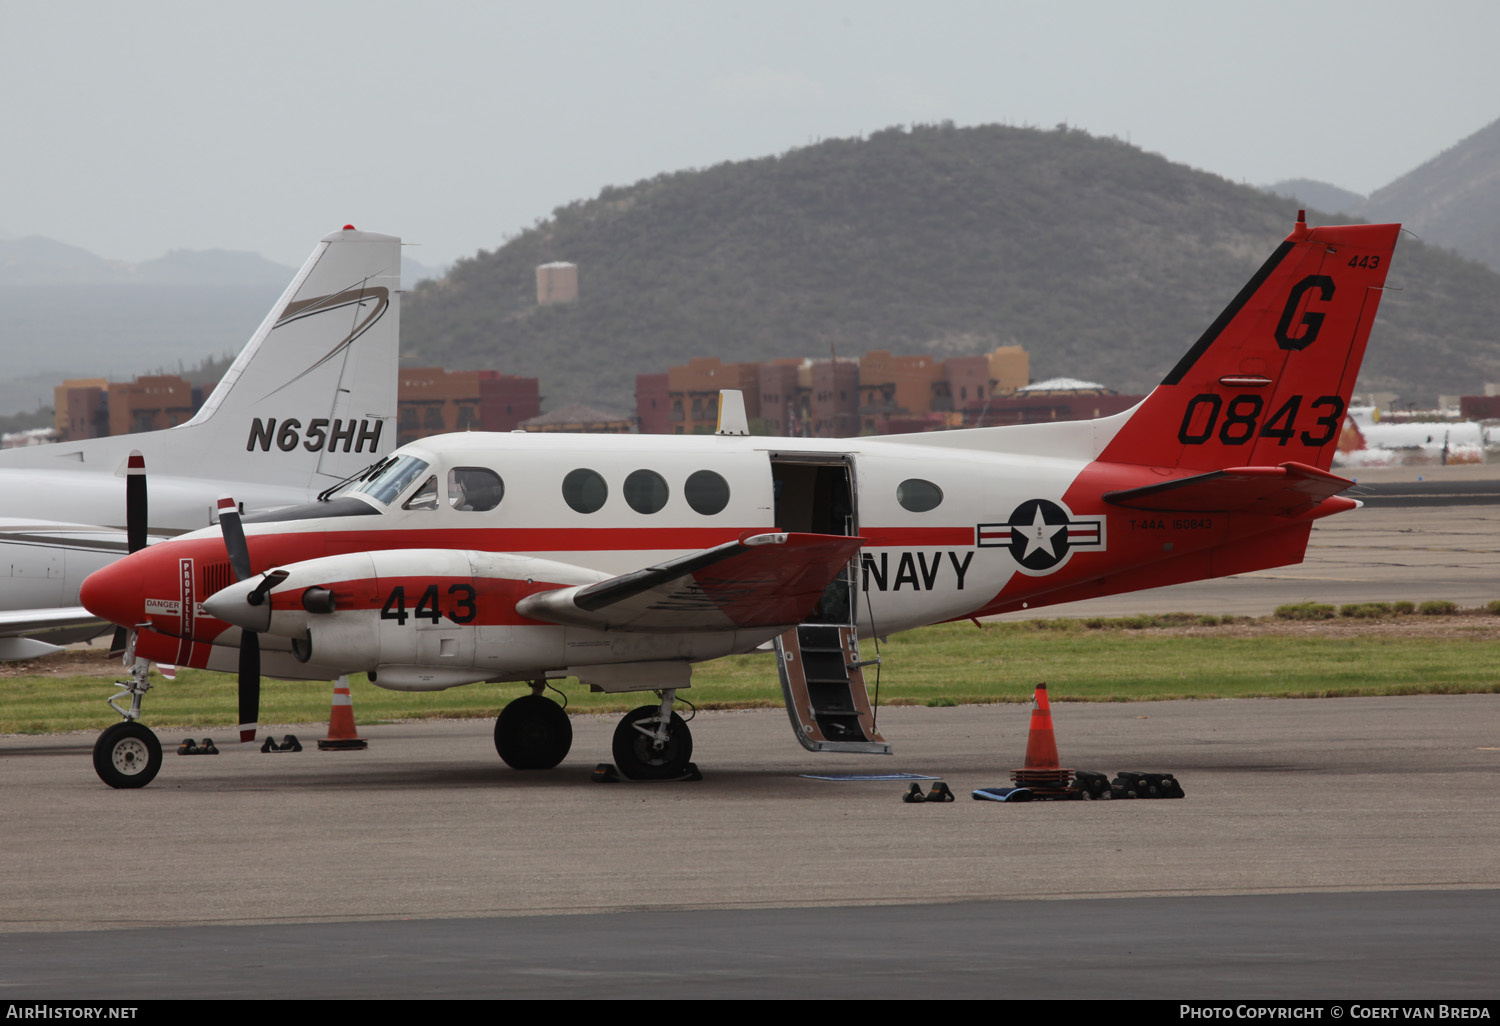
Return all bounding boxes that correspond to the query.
[716,390,749,436]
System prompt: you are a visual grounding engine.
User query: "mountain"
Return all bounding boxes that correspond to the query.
[402,255,447,290]
[402,122,1500,411]
[0,237,295,287]
[0,236,135,286]
[1265,179,1367,217]
[0,240,294,411]
[133,248,297,288]
[1364,116,1500,273]
[0,235,449,416]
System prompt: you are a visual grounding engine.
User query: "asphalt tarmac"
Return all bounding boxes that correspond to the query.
[3,462,1497,999]
[3,697,1498,998]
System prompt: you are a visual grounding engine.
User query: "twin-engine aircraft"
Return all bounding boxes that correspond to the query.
[0,226,399,659]
[81,214,1401,788]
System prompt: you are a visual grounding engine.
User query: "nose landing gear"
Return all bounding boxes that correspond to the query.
[94,657,162,789]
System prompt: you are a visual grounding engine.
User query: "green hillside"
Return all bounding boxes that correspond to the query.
[402,122,1500,412]
[1366,116,1500,274]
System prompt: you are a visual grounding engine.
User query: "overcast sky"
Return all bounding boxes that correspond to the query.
[3,0,1496,269]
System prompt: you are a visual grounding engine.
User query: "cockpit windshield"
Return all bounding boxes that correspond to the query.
[350,454,432,506]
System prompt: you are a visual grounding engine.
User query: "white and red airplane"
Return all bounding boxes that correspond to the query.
[80,214,1400,788]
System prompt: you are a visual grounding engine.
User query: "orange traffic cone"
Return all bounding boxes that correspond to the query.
[317,675,367,751]
[1011,683,1072,791]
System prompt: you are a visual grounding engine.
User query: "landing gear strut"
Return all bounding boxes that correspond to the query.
[611,689,694,780]
[94,657,162,789]
[494,688,572,770]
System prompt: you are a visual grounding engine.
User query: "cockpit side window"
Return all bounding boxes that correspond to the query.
[352,454,431,506]
[448,467,504,511]
[403,475,439,511]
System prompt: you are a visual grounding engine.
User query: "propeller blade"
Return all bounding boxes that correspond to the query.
[125,450,147,555]
[238,630,260,744]
[218,493,261,743]
[247,569,290,607]
[218,496,252,581]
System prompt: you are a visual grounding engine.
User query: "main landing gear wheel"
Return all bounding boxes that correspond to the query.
[93,722,162,789]
[612,705,693,780]
[494,694,573,770]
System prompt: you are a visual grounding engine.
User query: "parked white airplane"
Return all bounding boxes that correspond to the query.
[83,215,1401,789]
[0,226,400,659]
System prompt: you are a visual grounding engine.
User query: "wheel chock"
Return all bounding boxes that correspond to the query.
[903,782,926,803]
[1111,771,1184,799]
[260,735,303,753]
[199,738,218,754]
[592,763,620,783]
[926,781,955,802]
[177,738,219,756]
[1071,770,1110,799]
[971,786,1034,802]
[177,738,198,755]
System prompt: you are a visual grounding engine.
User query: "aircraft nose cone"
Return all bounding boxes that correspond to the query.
[80,553,146,628]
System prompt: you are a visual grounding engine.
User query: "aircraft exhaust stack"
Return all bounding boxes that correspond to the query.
[1011,683,1073,793]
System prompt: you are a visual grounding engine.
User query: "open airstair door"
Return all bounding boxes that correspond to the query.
[769,454,890,755]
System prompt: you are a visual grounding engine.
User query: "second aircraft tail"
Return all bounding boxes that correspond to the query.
[175,225,401,489]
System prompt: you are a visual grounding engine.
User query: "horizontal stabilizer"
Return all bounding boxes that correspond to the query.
[1102,462,1353,516]
[517,532,863,632]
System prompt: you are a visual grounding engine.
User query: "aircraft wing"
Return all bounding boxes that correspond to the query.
[0,606,111,659]
[516,531,863,632]
[1102,462,1353,516]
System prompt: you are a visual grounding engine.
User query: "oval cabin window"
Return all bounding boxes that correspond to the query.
[562,469,608,514]
[684,470,730,516]
[897,479,943,513]
[624,469,669,514]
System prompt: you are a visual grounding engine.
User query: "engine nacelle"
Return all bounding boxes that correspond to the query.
[202,548,606,686]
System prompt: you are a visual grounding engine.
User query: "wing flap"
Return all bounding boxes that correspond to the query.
[1103,461,1353,516]
[516,532,863,632]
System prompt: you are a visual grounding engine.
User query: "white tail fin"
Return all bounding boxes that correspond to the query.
[0,226,400,495]
[177,226,401,487]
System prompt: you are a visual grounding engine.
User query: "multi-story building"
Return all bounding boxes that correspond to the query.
[635,373,671,435]
[645,345,1039,437]
[106,376,199,436]
[52,366,543,447]
[54,379,110,441]
[666,357,762,434]
[396,367,541,446]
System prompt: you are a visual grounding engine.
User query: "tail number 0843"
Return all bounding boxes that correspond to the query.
[1177,393,1345,447]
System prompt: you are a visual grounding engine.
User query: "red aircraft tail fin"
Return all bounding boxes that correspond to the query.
[1098,214,1400,472]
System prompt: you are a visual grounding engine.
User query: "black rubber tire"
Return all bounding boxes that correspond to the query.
[611,705,693,780]
[494,694,572,770]
[93,722,162,789]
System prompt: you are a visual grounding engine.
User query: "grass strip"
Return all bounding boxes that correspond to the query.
[5,618,1499,735]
